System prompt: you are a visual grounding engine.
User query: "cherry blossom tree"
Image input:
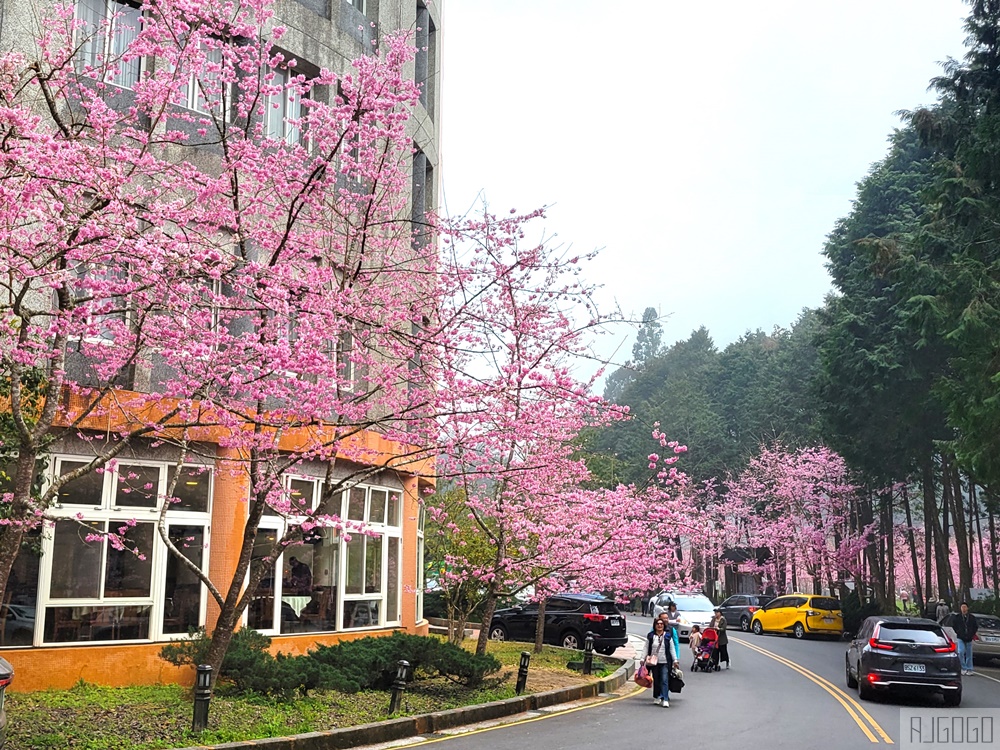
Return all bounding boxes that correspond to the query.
[710,444,872,597]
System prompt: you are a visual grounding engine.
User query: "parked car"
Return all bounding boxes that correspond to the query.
[487,593,628,655]
[718,593,774,632]
[750,594,843,639]
[0,655,12,749]
[940,612,1000,665]
[846,616,961,705]
[651,593,715,641]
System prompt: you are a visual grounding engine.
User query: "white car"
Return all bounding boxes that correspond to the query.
[652,593,715,641]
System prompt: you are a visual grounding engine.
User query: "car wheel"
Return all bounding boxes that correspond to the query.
[943,688,962,707]
[488,624,507,642]
[793,622,805,639]
[740,616,750,632]
[857,665,874,701]
[845,655,858,688]
[561,631,583,650]
[596,645,617,656]
[752,619,763,635]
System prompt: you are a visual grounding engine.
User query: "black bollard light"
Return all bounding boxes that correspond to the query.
[515,651,531,695]
[583,631,594,675]
[191,664,213,733]
[388,660,409,715]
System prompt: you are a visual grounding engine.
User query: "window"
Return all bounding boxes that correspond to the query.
[416,501,425,622]
[182,43,226,115]
[347,0,365,12]
[414,2,437,116]
[266,66,303,145]
[32,456,212,646]
[75,0,141,89]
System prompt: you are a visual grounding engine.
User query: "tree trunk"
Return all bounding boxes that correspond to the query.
[972,482,987,590]
[534,597,547,654]
[475,591,498,656]
[924,465,933,605]
[902,484,923,613]
[990,502,1000,601]
[883,492,895,611]
[946,461,972,603]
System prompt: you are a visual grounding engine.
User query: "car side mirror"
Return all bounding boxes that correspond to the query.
[512,605,522,612]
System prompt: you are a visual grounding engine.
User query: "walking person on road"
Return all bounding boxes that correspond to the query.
[664,601,682,657]
[645,617,676,707]
[936,599,951,623]
[709,607,731,669]
[952,602,979,675]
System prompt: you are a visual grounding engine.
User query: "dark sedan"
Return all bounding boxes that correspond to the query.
[718,593,774,632]
[488,593,628,655]
[846,616,961,706]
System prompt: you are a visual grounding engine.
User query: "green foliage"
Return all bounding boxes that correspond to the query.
[160,630,501,698]
[311,632,502,691]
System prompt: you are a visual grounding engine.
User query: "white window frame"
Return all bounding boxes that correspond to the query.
[75,0,143,89]
[32,456,212,647]
[183,42,228,116]
[266,66,303,146]
[416,502,425,623]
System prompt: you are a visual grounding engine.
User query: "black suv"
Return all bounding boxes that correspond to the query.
[718,593,775,632]
[488,593,628,655]
[846,616,961,705]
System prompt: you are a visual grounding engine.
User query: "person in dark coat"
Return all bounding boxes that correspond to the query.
[709,607,730,669]
[952,601,979,675]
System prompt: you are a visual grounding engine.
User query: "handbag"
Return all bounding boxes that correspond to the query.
[634,662,653,689]
[668,665,685,693]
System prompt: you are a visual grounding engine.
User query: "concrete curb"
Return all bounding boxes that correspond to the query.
[174,659,634,750]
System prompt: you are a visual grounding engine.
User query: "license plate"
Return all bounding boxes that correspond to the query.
[610,617,620,626]
[823,617,834,623]
[903,663,926,674]
[982,635,1000,643]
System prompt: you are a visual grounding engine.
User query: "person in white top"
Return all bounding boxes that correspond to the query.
[644,617,677,707]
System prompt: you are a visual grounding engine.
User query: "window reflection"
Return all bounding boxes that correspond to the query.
[162,527,204,634]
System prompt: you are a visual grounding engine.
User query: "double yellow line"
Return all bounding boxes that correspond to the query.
[733,636,893,744]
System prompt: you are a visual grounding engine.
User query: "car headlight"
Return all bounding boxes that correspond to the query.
[679,617,690,626]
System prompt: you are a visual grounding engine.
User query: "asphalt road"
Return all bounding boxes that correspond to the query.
[399,615,1000,750]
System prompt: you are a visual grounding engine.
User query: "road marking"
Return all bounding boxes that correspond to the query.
[733,636,893,744]
[389,684,645,749]
[970,670,1000,686]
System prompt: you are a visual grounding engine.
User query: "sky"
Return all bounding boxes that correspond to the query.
[437,0,970,384]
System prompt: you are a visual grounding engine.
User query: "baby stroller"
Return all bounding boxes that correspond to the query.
[692,627,718,672]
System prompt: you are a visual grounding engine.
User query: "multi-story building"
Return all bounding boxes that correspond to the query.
[0,0,441,692]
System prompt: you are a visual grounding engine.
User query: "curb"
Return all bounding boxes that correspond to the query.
[174,659,636,750]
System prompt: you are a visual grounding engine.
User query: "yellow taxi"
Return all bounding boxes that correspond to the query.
[750,594,843,639]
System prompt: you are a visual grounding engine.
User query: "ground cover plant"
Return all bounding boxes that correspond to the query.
[5,639,611,749]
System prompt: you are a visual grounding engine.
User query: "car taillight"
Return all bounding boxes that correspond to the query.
[747,606,757,612]
[583,613,607,622]
[867,672,879,683]
[934,640,957,653]
[869,637,894,651]
[0,676,11,688]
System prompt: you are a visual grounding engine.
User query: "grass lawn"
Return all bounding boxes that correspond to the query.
[5,641,616,750]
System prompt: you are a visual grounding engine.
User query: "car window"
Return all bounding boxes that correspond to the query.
[978,616,1000,630]
[767,597,791,609]
[720,597,735,607]
[791,597,809,608]
[878,624,948,645]
[656,595,672,606]
[672,595,714,611]
[809,597,840,611]
[593,600,620,615]
[547,598,577,612]
[757,595,774,606]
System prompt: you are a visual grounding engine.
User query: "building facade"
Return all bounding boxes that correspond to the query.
[0,0,441,692]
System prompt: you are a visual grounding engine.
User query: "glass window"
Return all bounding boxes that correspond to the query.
[44,604,151,643]
[345,535,364,595]
[347,487,365,521]
[104,522,154,597]
[114,464,160,508]
[388,493,401,527]
[288,478,315,513]
[183,43,225,114]
[247,529,277,631]
[809,597,840,611]
[75,0,142,89]
[365,536,382,594]
[56,461,105,507]
[280,529,338,634]
[2,529,41,647]
[343,599,378,629]
[166,465,211,512]
[266,66,303,145]
[369,489,386,524]
[386,537,400,622]
[162,526,204,635]
[50,520,103,599]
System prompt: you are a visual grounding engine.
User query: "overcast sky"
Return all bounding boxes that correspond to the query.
[436,1,970,385]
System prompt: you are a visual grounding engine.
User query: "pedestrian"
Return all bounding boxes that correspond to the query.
[952,601,979,675]
[709,606,731,669]
[900,589,909,613]
[688,625,703,671]
[665,601,682,656]
[644,617,676,707]
[935,599,951,623]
